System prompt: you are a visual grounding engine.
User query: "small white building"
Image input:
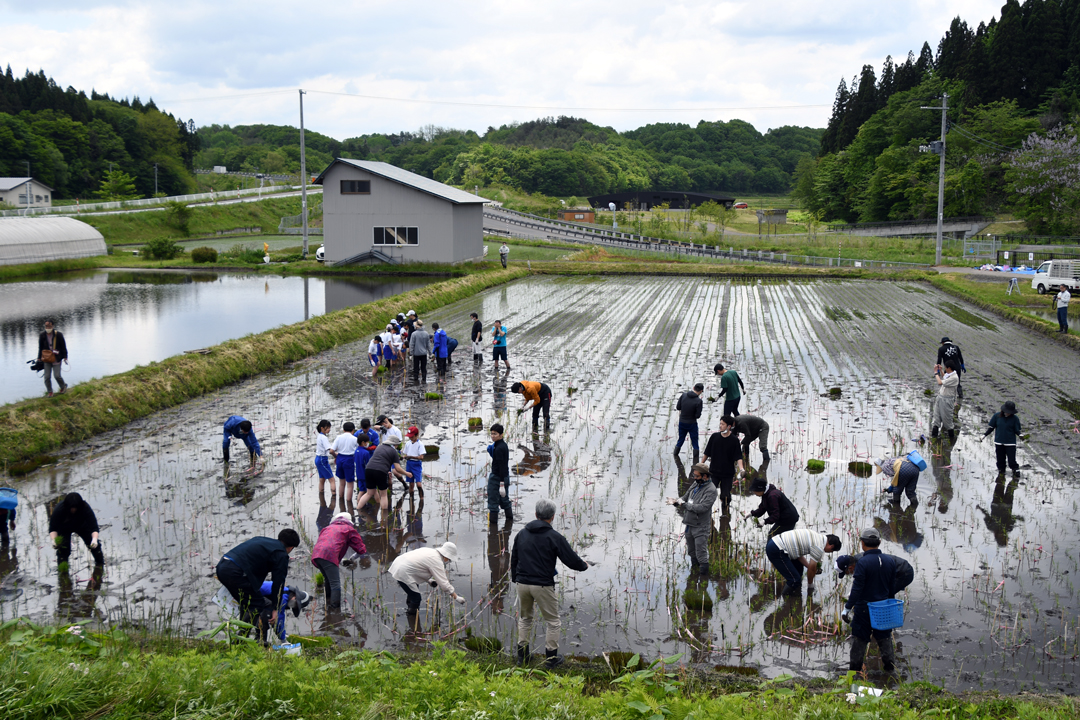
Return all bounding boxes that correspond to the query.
[314,159,487,265]
[0,177,54,208]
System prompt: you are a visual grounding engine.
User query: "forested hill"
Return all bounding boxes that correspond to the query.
[0,68,200,199]
[797,0,1080,234]
[196,116,823,197]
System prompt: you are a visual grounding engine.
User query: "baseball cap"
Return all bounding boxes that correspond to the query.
[438,542,458,561]
[406,426,420,437]
[835,554,857,577]
[375,414,388,424]
[407,310,416,316]
[860,527,881,541]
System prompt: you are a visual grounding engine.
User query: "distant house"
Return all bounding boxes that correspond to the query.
[0,178,54,209]
[557,207,595,223]
[588,191,735,211]
[313,159,488,265]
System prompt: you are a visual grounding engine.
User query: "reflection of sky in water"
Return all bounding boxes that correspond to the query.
[0,271,437,406]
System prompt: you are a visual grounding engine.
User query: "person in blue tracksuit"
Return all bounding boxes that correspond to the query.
[258,580,312,642]
[223,416,262,470]
[432,323,450,376]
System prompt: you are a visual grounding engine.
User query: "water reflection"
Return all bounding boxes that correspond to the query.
[0,270,441,406]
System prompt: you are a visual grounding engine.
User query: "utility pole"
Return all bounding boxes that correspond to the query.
[299,89,309,259]
[154,163,159,196]
[24,161,31,215]
[921,93,948,266]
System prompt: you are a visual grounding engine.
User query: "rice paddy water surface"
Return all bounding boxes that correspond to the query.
[3,276,1080,692]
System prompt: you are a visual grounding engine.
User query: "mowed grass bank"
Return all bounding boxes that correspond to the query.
[0,268,527,467]
[1,626,1074,720]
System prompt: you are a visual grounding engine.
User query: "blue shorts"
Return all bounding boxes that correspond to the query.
[405,460,423,484]
[315,455,333,479]
[493,346,507,361]
[335,454,355,482]
[369,353,380,367]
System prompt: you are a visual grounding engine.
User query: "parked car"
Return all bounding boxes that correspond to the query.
[733,202,748,209]
[315,245,325,262]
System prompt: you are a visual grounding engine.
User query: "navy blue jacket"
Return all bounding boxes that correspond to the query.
[986,413,1021,445]
[845,549,897,610]
[223,416,262,456]
[223,536,290,609]
[489,439,510,478]
[511,519,588,586]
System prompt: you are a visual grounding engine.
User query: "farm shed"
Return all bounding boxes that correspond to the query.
[0,217,107,266]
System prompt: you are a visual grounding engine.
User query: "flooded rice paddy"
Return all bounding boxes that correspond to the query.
[0,269,440,405]
[3,276,1080,692]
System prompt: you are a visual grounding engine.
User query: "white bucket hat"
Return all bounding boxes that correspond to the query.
[437,542,458,561]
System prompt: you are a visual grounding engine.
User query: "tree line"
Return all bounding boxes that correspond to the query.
[0,67,200,200]
[798,0,1080,234]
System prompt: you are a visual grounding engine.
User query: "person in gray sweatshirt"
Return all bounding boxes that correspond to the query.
[666,462,717,577]
[409,320,432,383]
[673,383,704,463]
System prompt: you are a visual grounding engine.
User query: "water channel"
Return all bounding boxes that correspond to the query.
[0,270,441,406]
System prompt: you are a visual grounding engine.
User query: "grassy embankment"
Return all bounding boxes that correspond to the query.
[0,268,527,468]
[1,623,1075,720]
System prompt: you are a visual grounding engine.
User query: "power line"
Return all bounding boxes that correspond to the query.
[948,122,1019,153]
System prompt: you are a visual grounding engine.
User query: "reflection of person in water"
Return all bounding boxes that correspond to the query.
[57,563,104,620]
[515,430,552,477]
[931,443,953,513]
[493,371,508,413]
[978,476,1021,547]
[874,503,924,553]
[0,544,19,601]
[487,521,512,614]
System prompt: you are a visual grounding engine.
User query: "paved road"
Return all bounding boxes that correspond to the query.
[50,187,323,218]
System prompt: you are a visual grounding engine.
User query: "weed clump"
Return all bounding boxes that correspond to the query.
[144,237,184,260]
[848,461,873,477]
[806,459,826,473]
[424,392,443,401]
[467,417,483,429]
[190,246,218,263]
[462,635,503,654]
[9,454,55,476]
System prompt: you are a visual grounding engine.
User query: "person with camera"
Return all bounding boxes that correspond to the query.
[931,361,960,442]
[37,319,68,397]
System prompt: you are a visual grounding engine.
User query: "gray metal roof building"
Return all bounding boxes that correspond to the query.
[314,159,488,265]
[0,217,107,266]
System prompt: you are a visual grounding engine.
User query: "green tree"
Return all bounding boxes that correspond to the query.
[96,169,140,200]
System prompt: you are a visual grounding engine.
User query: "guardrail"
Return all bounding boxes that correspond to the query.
[0,184,322,218]
[195,169,294,182]
[485,207,930,270]
[827,215,993,232]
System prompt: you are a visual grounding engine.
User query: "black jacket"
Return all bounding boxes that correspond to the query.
[471,320,483,342]
[936,342,964,372]
[511,519,588,586]
[676,391,703,423]
[48,499,99,537]
[845,549,898,609]
[38,330,68,361]
[490,439,510,477]
[222,536,291,608]
[750,485,799,527]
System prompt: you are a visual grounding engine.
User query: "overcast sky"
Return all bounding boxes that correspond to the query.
[3,0,1006,140]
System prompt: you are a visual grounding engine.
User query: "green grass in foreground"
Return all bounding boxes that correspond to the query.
[1,620,1074,720]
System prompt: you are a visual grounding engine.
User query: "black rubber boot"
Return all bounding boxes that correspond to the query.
[489,512,498,525]
[693,450,700,465]
[505,508,513,524]
[545,648,563,667]
[849,637,868,672]
[931,426,939,439]
[516,642,529,666]
[762,450,771,462]
[947,429,955,443]
[878,635,896,672]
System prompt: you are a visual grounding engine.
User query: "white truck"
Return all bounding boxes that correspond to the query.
[1031,259,1080,294]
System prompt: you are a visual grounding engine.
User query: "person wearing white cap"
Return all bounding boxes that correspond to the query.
[310,512,367,611]
[389,542,465,625]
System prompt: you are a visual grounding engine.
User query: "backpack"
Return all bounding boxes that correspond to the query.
[890,556,915,596]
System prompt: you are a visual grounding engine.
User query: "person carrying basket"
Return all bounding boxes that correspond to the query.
[841,527,913,674]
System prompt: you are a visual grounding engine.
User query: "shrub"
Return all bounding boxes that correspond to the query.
[190,246,218,263]
[221,243,265,263]
[144,237,183,260]
[164,201,193,235]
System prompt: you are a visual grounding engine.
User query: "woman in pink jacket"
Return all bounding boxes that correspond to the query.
[311,513,367,610]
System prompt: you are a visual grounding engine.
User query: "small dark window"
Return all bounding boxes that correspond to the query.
[341,180,371,194]
[373,226,418,246]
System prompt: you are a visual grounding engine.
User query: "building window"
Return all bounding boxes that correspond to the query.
[35,195,42,203]
[341,180,371,194]
[43,195,49,202]
[373,227,418,246]
[574,214,584,219]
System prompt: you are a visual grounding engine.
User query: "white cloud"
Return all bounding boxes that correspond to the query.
[1,0,1006,139]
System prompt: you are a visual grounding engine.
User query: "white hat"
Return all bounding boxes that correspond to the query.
[408,310,416,316]
[333,512,353,523]
[437,542,458,561]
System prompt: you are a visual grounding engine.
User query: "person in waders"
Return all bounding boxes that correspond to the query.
[714,363,745,417]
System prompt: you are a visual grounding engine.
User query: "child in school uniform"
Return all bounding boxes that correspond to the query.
[314,419,334,493]
[328,422,359,498]
[359,418,380,447]
[401,426,425,498]
[369,337,384,379]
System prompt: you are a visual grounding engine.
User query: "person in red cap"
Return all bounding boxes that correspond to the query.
[401,426,426,498]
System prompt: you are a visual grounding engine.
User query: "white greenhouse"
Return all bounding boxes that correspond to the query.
[0,217,107,266]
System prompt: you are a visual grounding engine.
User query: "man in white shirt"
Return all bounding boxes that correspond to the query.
[766,529,842,596]
[1055,285,1071,333]
[931,362,960,442]
[389,542,465,627]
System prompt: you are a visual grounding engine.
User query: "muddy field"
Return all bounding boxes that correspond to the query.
[3,276,1080,692]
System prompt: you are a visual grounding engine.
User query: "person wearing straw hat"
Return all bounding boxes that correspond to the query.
[982,401,1021,476]
[388,542,465,627]
[841,527,898,673]
[311,512,367,611]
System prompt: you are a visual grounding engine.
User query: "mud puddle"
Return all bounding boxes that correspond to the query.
[3,277,1080,692]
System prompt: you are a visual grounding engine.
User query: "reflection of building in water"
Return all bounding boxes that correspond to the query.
[324,278,439,314]
[979,478,1021,547]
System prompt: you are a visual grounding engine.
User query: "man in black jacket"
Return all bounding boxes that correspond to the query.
[487,424,513,524]
[511,499,589,667]
[842,527,899,673]
[673,383,704,463]
[48,492,103,566]
[745,477,799,537]
[216,529,300,645]
[936,337,965,399]
[38,319,69,397]
[470,312,484,365]
[733,414,770,463]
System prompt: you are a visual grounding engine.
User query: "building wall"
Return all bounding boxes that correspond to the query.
[323,164,462,264]
[452,204,484,262]
[0,181,53,208]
